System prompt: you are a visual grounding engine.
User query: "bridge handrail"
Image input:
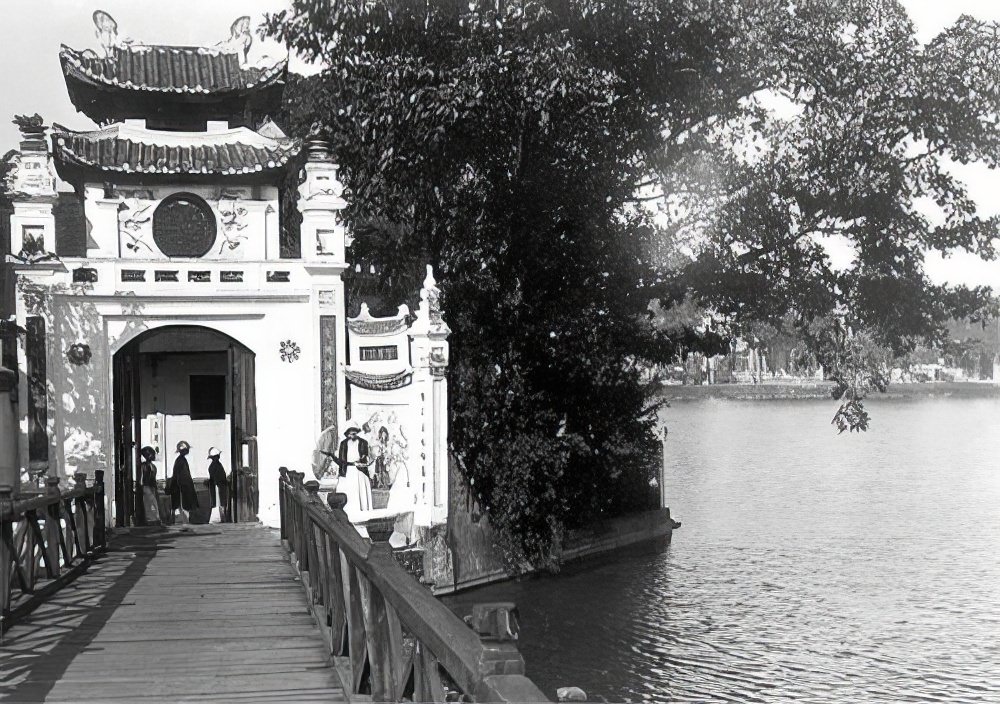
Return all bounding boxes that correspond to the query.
[1,470,107,634]
[278,468,550,703]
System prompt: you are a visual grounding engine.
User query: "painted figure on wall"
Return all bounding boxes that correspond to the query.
[364,414,413,512]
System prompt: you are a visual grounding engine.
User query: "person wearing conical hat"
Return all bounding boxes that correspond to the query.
[169,440,199,524]
[206,447,230,524]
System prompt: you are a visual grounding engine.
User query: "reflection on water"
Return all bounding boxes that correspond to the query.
[444,398,1000,702]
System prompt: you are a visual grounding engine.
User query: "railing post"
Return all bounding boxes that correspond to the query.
[290,471,305,563]
[1,485,13,621]
[305,480,324,600]
[45,477,62,578]
[72,472,89,557]
[278,467,288,541]
[93,469,106,549]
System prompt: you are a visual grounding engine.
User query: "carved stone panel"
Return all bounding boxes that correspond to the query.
[320,315,338,432]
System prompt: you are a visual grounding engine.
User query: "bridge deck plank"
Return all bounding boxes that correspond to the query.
[0,524,345,703]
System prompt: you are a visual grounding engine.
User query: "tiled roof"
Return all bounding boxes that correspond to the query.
[52,123,300,177]
[60,44,286,95]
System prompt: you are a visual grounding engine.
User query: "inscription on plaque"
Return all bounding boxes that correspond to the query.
[321,315,338,432]
[121,269,145,282]
[188,271,211,282]
[266,271,291,283]
[359,345,399,361]
[152,193,217,257]
[221,270,244,283]
[155,270,179,282]
[73,267,98,283]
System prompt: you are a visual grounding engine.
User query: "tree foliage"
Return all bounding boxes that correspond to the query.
[264,0,1000,566]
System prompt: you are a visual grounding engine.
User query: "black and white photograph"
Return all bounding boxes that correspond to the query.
[1,1,999,702]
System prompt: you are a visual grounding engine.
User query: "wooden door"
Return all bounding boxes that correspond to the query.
[229,344,258,522]
[112,346,140,527]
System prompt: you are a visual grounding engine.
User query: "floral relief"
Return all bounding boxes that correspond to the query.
[118,198,154,253]
[66,343,92,366]
[280,339,301,363]
[218,191,249,252]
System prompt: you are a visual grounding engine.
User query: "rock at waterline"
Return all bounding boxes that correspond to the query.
[557,686,587,702]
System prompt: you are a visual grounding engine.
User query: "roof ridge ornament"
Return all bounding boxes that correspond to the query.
[93,10,118,56]
[218,16,253,66]
[92,10,138,56]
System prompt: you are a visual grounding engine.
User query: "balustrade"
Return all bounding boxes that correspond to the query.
[1,470,107,634]
[278,468,550,703]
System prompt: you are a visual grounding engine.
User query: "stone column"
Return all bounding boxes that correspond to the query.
[297,140,348,262]
[408,266,451,526]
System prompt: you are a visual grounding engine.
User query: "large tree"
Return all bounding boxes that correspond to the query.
[265,0,1000,565]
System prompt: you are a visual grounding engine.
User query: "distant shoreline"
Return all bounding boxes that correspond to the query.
[659,381,1000,402]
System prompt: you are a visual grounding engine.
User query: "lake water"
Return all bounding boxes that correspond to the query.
[444,397,1000,702]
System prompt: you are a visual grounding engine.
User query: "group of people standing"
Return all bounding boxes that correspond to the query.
[136,441,230,525]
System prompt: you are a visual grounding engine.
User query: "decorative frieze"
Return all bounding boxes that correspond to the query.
[347,303,410,336]
[345,369,414,391]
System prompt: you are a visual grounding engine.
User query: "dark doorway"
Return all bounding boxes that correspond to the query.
[112,326,258,526]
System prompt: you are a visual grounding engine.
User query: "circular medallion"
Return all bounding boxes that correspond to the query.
[152,193,217,257]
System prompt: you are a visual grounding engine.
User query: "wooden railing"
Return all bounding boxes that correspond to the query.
[1,470,107,634]
[278,469,550,703]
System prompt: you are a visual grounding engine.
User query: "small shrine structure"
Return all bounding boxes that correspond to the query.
[0,11,451,547]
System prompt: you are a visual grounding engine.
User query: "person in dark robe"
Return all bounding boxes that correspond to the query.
[137,446,161,525]
[170,440,198,522]
[206,447,230,524]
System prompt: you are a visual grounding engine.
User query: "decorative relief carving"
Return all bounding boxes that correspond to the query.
[118,198,154,253]
[347,303,410,336]
[217,192,249,253]
[280,340,301,363]
[345,369,413,391]
[218,16,252,64]
[66,343,92,366]
[93,10,122,56]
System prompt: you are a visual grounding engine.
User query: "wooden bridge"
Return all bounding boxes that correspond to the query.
[1,471,549,703]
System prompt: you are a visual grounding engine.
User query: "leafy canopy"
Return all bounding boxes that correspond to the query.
[265,0,1000,564]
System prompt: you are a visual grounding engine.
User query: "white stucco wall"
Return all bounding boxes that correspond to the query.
[12,262,347,528]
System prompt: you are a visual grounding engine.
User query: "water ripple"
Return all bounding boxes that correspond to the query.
[446,398,1000,702]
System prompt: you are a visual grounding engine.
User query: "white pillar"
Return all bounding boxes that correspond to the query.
[297,141,348,262]
[408,266,451,526]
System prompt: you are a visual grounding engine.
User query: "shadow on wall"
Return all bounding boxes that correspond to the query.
[18,276,149,483]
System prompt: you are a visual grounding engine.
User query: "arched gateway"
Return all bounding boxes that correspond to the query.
[112,325,257,527]
[2,11,451,559]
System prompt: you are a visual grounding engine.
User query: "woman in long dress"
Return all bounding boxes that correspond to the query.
[138,446,161,525]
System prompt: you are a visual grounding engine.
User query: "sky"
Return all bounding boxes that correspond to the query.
[2,0,1000,287]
